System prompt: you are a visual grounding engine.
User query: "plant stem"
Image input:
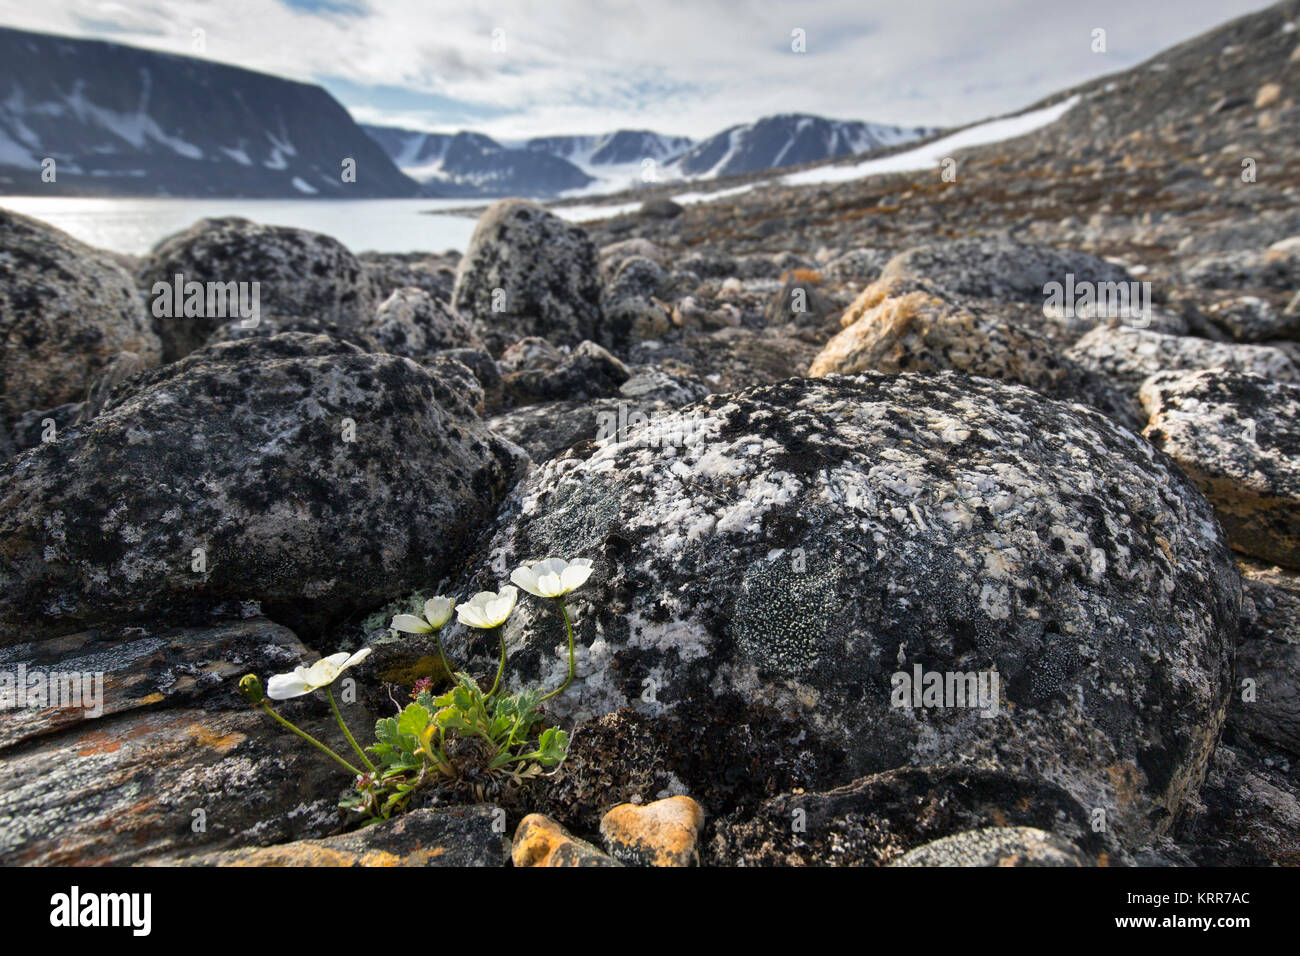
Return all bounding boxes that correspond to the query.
[486,626,506,700]
[257,702,363,776]
[327,687,376,773]
[435,633,454,685]
[540,598,575,703]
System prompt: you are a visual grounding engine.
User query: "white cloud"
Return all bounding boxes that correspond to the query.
[0,0,1277,139]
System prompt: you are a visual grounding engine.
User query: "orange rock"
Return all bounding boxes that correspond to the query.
[512,814,620,867]
[600,795,704,867]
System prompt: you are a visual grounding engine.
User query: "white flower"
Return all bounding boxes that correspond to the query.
[266,648,372,700]
[455,585,518,629]
[510,557,594,598]
[391,596,456,634]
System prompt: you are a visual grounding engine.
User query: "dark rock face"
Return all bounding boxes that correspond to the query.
[0,617,371,865]
[137,218,376,362]
[711,766,1119,866]
[1141,369,1300,569]
[168,806,509,866]
[447,372,1238,849]
[0,334,528,644]
[1234,562,1300,756]
[452,199,605,355]
[0,209,161,422]
[500,340,630,407]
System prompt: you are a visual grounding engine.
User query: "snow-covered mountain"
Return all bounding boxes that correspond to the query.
[524,130,694,172]
[365,115,934,198]
[0,26,419,198]
[673,114,936,179]
[358,126,592,197]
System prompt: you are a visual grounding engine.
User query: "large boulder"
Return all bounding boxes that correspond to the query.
[368,287,484,362]
[452,199,604,355]
[0,209,160,422]
[0,334,528,643]
[879,236,1136,302]
[440,373,1239,849]
[1141,369,1300,569]
[1067,326,1299,395]
[807,277,1140,429]
[137,218,375,361]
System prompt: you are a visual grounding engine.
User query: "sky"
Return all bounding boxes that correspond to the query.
[0,0,1278,140]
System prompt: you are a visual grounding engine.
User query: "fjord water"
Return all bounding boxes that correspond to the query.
[0,197,483,256]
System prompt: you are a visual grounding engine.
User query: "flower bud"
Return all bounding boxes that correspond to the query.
[239,673,265,704]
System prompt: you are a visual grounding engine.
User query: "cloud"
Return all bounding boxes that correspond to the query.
[0,0,1278,138]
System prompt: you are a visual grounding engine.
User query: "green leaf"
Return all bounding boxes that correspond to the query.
[397,703,431,739]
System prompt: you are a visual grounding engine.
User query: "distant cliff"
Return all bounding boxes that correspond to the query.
[0,26,420,198]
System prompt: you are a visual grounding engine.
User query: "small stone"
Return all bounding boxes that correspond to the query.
[1256,82,1282,109]
[890,826,1092,867]
[600,795,704,866]
[512,814,622,867]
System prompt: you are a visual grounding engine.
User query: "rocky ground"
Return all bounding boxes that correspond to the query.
[1,1,1299,867]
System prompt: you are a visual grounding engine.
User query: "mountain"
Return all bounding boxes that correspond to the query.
[524,129,695,173]
[673,113,936,178]
[0,26,419,198]
[358,125,592,197]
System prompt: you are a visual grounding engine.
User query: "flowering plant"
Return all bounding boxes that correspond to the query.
[239,557,593,822]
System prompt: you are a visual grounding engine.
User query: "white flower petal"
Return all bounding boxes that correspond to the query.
[266,669,313,700]
[424,597,455,629]
[510,565,541,596]
[391,614,433,634]
[560,561,593,591]
[342,648,372,670]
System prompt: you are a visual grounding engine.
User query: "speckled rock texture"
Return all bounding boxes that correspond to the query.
[501,339,630,407]
[440,372,1238,850]
[1067,326,1299,395]
[168,806,509,867]
[0,333,528,644]
[890,826,1091,867]
[137,217,375,361]
[368,287,484,361]
[710,765,1121,866]
[879,236,1135,302]
[486,366,709,464]
[452,199,604,355]
[0,208,161,423]
[0,617,370,865]
[1233,561,1300,755]
[359,250,460,304]
[808,277,1141,429]
[1140,369,1300,569]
